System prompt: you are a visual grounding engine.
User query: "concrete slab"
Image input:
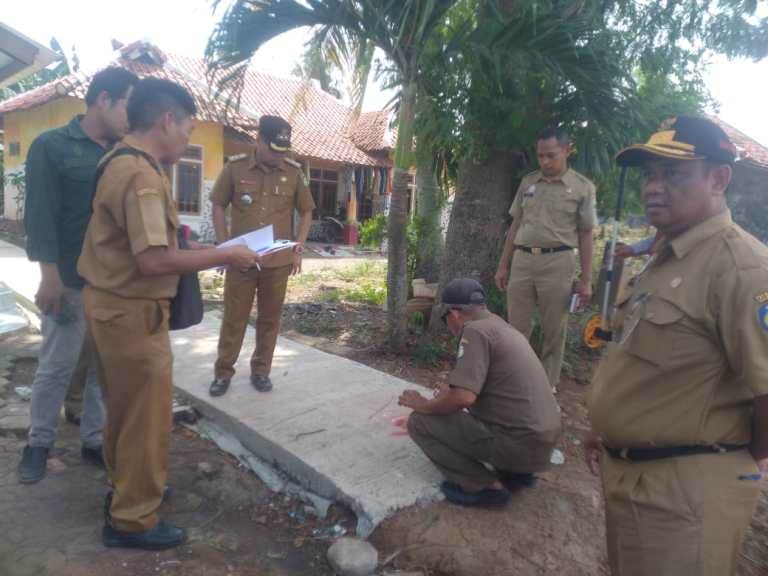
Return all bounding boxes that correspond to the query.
[172,314,442,536]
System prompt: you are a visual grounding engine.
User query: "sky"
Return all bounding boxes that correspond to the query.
[3,0,767,146]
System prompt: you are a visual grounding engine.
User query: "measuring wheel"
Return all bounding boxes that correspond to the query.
[582,313,604,349]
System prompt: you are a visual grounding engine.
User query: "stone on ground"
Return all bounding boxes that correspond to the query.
[327,538,378,576]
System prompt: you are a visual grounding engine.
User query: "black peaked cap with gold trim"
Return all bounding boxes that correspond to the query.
[615,116,738,167]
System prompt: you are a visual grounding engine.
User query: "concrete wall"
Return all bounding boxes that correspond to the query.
[728,161,768,244]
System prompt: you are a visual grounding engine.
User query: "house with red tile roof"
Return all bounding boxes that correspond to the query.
[709,117,768,244]
[0,41,395,242]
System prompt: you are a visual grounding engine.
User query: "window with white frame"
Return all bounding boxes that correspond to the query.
[163,145,204,214]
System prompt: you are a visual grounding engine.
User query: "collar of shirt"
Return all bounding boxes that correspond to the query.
[249,150,286,173]
[63,115,91,141]
[463,307,494,323]
[534,167,575,187]
[121,134,164,169]
[668,210,733,260]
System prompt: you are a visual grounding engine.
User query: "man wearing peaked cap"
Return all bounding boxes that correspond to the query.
[209,115,315,397]
[398,278,561,508]
[585,116,768,575]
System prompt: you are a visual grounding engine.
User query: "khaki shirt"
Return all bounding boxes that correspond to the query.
[210,153,315,267]
[509,168,597,248]
[78,136,180,299]
[449,309,561,442]
[588,211,768,449]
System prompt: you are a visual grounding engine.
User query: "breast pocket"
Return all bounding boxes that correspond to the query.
[624,297,685,367]
[548,191,579,229]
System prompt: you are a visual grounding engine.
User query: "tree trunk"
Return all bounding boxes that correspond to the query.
[413,156,443,283]
[386,80,417,349]
[430,150,521,327]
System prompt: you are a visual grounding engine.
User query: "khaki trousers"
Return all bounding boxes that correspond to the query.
[215,265,291,380]
[408,411,557,492]
[601,448,761,576]
[83,286,173,533]
[506,249,576,388]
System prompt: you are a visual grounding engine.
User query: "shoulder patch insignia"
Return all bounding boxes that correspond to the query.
[759,303,768,332]
[754,291,768,304]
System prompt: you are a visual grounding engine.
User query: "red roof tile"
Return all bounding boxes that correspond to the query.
[0,43,392,167]
[350,110,394,152]
[709,116,768,168]
[0,73,86,114]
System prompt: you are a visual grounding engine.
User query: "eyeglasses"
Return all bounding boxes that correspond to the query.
[441,308,459,325]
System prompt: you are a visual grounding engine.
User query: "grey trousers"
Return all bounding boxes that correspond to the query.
[28,288,104,449]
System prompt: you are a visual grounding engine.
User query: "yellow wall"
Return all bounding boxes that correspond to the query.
[2,100,226,221]
[4,97,86,169]
[190,120,224,181]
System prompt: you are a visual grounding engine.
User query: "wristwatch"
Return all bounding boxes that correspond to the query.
[293,243,305,255]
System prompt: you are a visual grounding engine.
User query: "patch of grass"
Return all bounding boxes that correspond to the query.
[294,318,342,338]
[323,288,342,303]
[336,261,387,282]
[289,271,324,287]
[342,284,386,306]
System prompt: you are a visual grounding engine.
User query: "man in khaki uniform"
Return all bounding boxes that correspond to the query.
[399,278,561,508]
[79,78,258,550]
[584,116,768,575]
[209,115,315,397]
[496,127,597,391]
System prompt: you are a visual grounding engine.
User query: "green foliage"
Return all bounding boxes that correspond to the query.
[405,216,420,287]
[343,284,386,306]
[411,334,447,368]
[413,0,765,218]
[358,214,387,248]
[4,168,26,222]
[408,310,426,333]
[323,288,342,303]
[292,37,343,99]
[336,260,386,281]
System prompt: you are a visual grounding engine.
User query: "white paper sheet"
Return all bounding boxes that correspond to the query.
[216,224,296,256]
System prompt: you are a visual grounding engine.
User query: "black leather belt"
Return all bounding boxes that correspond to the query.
[605,443,748,462]
[516,245,572,255]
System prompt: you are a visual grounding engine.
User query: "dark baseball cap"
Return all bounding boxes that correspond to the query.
[441,278,486,307]
[259,115,291,152]
[615,116,738,167]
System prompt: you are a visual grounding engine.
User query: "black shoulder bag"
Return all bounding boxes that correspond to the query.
[94,147,203,331]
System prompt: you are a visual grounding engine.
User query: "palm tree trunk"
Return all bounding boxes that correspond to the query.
[413,156,443,283]
[386,79,417,349]
[430,150,522,327]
